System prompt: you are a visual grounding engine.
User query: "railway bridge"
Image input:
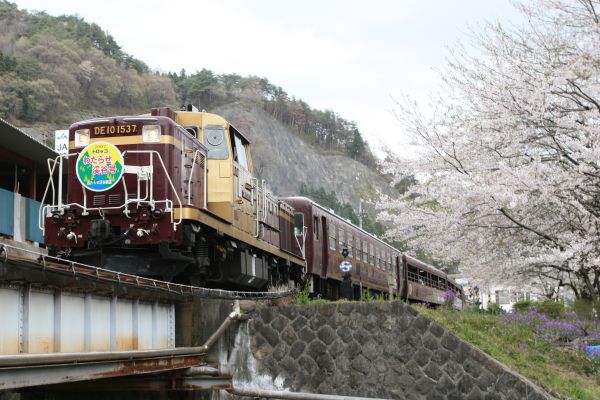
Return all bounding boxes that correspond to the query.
[0,243,271,395]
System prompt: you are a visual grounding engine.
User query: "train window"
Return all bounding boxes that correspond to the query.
[294,213,304,236]
[348,235,353,258]
[233,134,249,170]
[184,126,198,138]
[204,125,229,160]
[440,278,447,290]
[369,243,374,265]
[363,241,368,263]
[329,224,336,250]
[407,265,419,282]
[313,216,319,240]
[418,269,428,286]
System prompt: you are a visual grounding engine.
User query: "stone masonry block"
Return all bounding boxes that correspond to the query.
[352,327,371,345]
[259,324,281,347]
[350,353,372,375]
[297,326,316,344]
[467,385,484,400]
[298,354,318,371]
[429,322,445,338]
[412,314,432,334]
[307,339,327,360]
[316,352,335,375]
[281,326,298,345]
[405,359,425,380]
[441,331,460,352]
[422,333,439,351]
[272,342,289,362]
[346,340,362,358]
[317,303,336,317]
[431,347,452,366]
[291,314,308,331]
[336,324,353,342]
[328,338,346,358]
[458,373,477,395]
[258,307,277,324]
[442,360,465,381]
[271,315,288,332]
[289,341,306,359]
[476,368,497,392]
[317,325,336,345]
[463,357,482,379]
[363,313,379,331]
[362,339,381,361]
[413,347,432,367]
[424,361,444,381]
[415,376,437,396]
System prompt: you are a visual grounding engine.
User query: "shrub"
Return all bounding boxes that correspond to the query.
[533,300,564,319]
[295,289,311,305]
[571,299,600,320]
[485,304,505,315]
[512,300,533,313]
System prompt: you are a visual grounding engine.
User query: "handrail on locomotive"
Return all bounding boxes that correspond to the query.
[39,150,184,233]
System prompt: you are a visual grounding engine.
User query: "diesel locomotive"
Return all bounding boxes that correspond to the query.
[41,106,304,289]
[40,106,463,306]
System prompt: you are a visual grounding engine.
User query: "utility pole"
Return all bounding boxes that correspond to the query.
[358,200,362,229]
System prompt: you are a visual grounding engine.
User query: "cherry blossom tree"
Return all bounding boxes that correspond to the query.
[380,0,600,300]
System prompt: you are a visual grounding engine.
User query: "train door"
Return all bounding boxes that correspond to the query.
[395,255,404,299]
[229,125,256,236]
[321,216,328,277]
[402,255,410,301]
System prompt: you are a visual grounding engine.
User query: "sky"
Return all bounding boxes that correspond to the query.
[13,0,523,158]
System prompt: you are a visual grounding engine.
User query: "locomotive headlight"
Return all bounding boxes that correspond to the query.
[142,125,161,142]
[74,129,90,147]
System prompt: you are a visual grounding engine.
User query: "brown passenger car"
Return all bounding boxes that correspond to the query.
[284,197,465,307]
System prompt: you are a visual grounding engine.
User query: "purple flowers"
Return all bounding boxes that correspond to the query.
[442,290,456,307]
[501,307,600,345]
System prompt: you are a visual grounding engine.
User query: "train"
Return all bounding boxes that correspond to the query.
[283,197,464,307]
[40,106,464,307]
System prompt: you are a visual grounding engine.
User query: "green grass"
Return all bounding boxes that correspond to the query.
[416,306,600,400]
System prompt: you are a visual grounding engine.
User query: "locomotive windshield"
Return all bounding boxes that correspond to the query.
[294,213,304,236]
[233,134,249,170]
[204,125,228,160]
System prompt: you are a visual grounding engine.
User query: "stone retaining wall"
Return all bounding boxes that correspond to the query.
[233,301,554,399]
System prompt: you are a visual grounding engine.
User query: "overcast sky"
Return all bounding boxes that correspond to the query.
[14,0,522,158]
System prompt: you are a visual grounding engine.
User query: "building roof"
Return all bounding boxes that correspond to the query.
[0,118,58,165]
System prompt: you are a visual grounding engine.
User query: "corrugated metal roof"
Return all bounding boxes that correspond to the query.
[0,118,58,165]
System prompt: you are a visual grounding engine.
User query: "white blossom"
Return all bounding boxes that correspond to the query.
[381,0,600,300]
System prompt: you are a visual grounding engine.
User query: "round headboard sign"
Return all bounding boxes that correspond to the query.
[76,141,125,192]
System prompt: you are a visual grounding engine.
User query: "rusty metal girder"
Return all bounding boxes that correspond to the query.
[0,354,202,390]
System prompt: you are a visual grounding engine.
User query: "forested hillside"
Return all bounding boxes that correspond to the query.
[169,69,378,168]
[0,2,176,122]
[0,1,376,168]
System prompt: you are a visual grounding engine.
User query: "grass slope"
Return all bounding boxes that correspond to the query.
[416,306,600,400]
